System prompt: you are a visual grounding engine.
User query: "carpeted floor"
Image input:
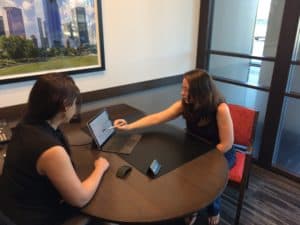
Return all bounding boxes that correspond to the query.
[190,165,300,225]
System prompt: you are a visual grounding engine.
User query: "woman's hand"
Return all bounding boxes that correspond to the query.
[94,157,109,172]
[113,119,130,130]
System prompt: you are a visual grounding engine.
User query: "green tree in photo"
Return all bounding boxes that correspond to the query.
[24,39,39,61]
[0,36,39,61]
[0,36,25,59]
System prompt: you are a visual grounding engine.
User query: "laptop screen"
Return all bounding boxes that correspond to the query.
[87,110,114,148]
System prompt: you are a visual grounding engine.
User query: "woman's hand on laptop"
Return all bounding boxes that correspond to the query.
[114,119,130,130]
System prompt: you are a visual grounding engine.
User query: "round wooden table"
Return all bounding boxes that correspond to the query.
[66,104,228,224]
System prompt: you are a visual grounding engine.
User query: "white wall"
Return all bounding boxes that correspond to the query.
[0,0,200,107]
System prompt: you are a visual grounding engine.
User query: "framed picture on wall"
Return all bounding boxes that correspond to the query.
[0,0,105,83]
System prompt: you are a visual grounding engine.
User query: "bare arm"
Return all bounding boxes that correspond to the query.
[114,100,183,130]
[216,103,234,153]
[37,147,109,207]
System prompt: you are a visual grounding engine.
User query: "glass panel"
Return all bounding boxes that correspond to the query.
[286,65,300,94]
[210,0,284,57]
[273,97,300,177]
[209,54,274,87]
[216,81,269,158]
[276,17,300,177]
[291,17,300,61]
[288,18,300,94]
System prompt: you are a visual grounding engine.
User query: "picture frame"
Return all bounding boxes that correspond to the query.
[0,0,105,84]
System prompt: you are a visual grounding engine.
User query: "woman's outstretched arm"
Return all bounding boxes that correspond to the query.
[114,100,183,131]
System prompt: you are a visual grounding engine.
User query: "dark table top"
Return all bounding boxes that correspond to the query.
[63,104,229,224]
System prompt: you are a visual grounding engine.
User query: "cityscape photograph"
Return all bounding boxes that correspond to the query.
[0,0,103,80]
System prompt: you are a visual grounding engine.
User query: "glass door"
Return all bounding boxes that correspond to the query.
[273,17,300,178]
[204,0,285,158]
[198,0,300,180]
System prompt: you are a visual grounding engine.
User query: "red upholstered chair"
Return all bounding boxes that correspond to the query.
[227,104,259,225]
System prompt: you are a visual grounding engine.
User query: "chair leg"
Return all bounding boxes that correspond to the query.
[234,188,246,225]
[246,175,250,189]
[246,167,252,189]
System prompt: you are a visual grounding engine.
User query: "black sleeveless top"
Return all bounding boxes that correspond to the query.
[0,119,75,225]
[183,102,236,169]
[183,104,220,145]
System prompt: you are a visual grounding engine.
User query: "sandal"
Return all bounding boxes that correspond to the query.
[208,213,220,225]
[184,212,198,225]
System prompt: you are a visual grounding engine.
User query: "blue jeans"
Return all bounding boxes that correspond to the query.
[207,147,236,216]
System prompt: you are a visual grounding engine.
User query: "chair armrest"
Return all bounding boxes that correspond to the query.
[233,144,253,155]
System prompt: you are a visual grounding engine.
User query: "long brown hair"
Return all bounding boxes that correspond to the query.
[182,69,224,118]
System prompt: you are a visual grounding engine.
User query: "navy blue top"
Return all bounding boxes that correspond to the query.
[0,119,76,225]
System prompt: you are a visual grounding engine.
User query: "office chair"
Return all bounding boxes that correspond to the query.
[227,104,259,225]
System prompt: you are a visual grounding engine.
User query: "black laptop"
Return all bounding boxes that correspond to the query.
[86,109,141,154]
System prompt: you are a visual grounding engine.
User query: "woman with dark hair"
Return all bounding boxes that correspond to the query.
[113,69,235,225]
[0,73,109,225]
